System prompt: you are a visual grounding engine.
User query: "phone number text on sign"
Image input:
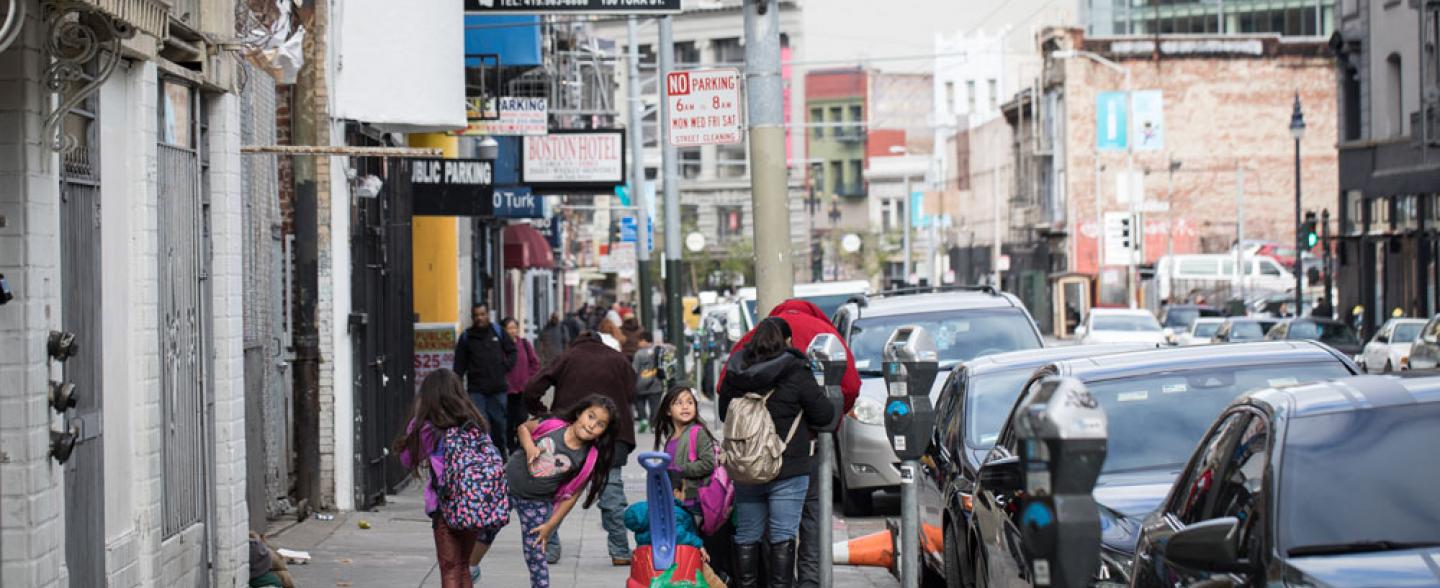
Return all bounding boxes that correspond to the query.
[666,68,743,147]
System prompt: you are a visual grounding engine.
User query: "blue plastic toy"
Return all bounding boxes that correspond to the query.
[636,451,676,572]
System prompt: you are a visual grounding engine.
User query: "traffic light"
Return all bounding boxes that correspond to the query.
[1301,211,1319,250]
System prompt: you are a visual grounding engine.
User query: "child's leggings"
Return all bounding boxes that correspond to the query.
[512,494,555,588]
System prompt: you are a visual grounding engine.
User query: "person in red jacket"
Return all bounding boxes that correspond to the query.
[717,298,860,588]
[717,299,859,417]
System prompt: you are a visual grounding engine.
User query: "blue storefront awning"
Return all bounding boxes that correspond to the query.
[465,15,542,68]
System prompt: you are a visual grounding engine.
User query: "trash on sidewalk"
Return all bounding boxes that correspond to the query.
[357,519,371,529]
[275,548,312,565]
[314,513,335,521]
[832,530,894,569]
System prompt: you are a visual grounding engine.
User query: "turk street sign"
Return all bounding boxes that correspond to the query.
[665,68,743,146]
[464,0,682,13]
[407,158,495,217]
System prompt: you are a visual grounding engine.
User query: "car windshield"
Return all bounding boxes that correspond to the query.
[1280,403,1440,555]
[1289,321,1360,346]
[1092,314,1162,332]
[849,309,1041,373]
[742,293,861,325]
[1084,362,1352,474]
[1163,309,1201,329]
[1192,321,1221,338]
[1393,323,1424,343]
[964,369,1035,448]
[1230,321,1271,341]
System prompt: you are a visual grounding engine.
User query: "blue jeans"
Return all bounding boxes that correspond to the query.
[734,475,810,544]
[470,391,508,457]
[598,465,632,558]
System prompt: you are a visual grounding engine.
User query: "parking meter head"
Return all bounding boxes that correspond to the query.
[807,333,848,429]
[882,326,940,397]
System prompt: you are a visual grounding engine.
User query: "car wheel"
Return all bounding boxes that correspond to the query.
[944,522,969,588]
[972,543,989,588]
[837,458,874,517]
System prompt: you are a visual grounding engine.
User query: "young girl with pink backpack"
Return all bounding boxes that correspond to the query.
[653,385,736,582]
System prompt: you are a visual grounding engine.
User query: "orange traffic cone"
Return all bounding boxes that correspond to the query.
[832,530,894,569]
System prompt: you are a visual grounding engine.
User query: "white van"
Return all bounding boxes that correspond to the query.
[1155,254,1295,301]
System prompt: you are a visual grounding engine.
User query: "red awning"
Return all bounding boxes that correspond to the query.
[503,223,555,269]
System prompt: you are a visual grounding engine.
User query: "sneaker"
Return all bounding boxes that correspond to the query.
[470,565,481,583]
[637,420,649,433]
[611,557,632,566]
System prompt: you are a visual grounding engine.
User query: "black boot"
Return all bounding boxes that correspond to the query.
[767,539,797,588]
[735,542,762,588]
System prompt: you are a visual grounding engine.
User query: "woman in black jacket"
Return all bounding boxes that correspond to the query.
[718,317,835,588]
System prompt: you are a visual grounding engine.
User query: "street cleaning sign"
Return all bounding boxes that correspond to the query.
[665,68,743,146]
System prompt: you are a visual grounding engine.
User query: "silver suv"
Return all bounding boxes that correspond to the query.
[830,287,1043,516]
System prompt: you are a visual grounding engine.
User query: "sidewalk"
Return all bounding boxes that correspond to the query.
[269,429,899,588]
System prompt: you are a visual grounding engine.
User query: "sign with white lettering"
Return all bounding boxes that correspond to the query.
[458,97,548,136]
[407,158,496,216]
[522,130,626,190]
[665,68,743,146]
[464,0,681,14]
[493,186,544,219]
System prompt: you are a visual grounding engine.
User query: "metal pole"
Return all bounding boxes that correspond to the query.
[1237,165,1247,303]
[992,128,1003,289]
[903,175,913,285]
[1294,136,1304,316]
[628,17,655,329]
[744,0,794,315]
[659,17,684,350]
[1124,68,1138,309]
[1096,160,1105,279]
[1323,208,1333,313]
[817,429,836,588]
[900,460,920,588]
[1166,160,1176,302]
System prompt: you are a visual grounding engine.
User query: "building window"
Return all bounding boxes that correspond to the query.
[680,147,701,179]
[713,37,743,65]
[848,159,863,193]
[988,79,998,111]
[717,205,744,240]
[811,107,824,138]
[829,161,843,193]
[682,204,700,230]
[718,143,747,178]
[829,105,843,136]
[812,163,826,194]
[848,104,863,137]
[675,41,699,66]
[966,80,976,114]
[945,81,956,116]
[1389,53,1405,137]
[1343,65,1362,141]
[881,200,894,233]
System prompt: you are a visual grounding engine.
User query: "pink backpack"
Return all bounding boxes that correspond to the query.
[532,418,599,505]
[680,425,735,536]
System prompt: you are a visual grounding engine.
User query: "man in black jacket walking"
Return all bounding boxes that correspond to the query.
[453,303,517,454]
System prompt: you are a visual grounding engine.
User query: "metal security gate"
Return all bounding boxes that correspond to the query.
[157,80,212,551]
[350,142,415,509]
[60,87,105,588]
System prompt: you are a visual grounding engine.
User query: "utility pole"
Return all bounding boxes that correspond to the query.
[992,132,1002,289]
[743,0,794,316]
[1290,95,1307,317]
[291,0,325,515]
[659,17,684,350]
[1236,165,1247,304]
[1322,208,1333,314]
[1166,159,1180,302]
[628,17,654,329]
[903,175,913,285]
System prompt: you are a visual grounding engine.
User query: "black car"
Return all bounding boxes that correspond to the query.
[1210,318,1279,344]
[1131,375,1440,587]
[917,343,1156,583]
[1264,318,1364,356]
[966,342,1359,588]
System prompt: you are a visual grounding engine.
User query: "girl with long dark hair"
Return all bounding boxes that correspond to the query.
[394,369,500,588]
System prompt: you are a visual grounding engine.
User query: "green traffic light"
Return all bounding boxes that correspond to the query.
[1306,232,1319,248]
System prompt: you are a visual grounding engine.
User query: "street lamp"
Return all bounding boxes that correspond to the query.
[1053,49,1137,308]
[1290,94,1306,317]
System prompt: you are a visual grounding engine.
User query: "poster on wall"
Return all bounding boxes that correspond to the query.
[414,324,457,393]
[458,97,548,136]
[1096,91,1128,151]
[1130,90,1165,151]
[522,130,626,190]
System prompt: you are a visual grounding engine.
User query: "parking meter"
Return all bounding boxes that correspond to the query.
[1011,377,1108,588]
[807,333,849,588]
[881,326,939,588]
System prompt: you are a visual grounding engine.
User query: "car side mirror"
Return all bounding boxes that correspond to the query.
[1164,517,1246,573]
[978,455,1022,493]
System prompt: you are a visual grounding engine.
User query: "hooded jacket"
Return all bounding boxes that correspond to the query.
[718,348,835,481]
[718,299,861,418]
[454,323,517,395]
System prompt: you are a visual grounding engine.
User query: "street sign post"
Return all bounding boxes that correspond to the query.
[665,68,743,146]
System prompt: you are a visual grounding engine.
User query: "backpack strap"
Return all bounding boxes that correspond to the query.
[555,446,598,505]
[533,418,567,437]
[761,389,805,447]
[686,424,700,462]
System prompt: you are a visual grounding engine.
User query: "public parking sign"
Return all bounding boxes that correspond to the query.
[665,68,743,146]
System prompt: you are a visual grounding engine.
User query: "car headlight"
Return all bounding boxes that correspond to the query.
[850,397,884,425]
[1094,549,1133,587]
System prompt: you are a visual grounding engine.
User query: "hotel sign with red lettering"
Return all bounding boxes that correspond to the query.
[665,68,743,147]
[521,130,626,191]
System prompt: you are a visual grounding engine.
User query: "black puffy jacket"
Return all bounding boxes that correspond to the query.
[718,348,835,481]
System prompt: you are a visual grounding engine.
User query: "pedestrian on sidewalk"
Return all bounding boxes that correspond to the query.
[504,396,620,588]
[620,312,643,359]
[454,304,517,456]
[718,299,859,588]
[719,318,835,588]
[537,312,568,368]
[395,369,508,588]
[524,330,639,566]
[632,332,664,432]
[653,385,734,583]
[503,317,541,454]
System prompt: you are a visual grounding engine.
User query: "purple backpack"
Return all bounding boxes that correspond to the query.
[680,425,734,536]
[436,423,511,531]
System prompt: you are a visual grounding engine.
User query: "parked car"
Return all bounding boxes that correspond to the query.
[738,279,871,326]
[1404,314,1440,372]
[1158,304,1222,332]
[1210,317,1280,344]
[1076,308,1168,346]
[918,343,1155,583]
[966,342,1359,588]
[1175,317,1224,346]
[1129,375,1440,588]
[1358,318,1426,373]
[831,287,1044,516]
[1264,318,1364,357]
[696,302,743,398]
